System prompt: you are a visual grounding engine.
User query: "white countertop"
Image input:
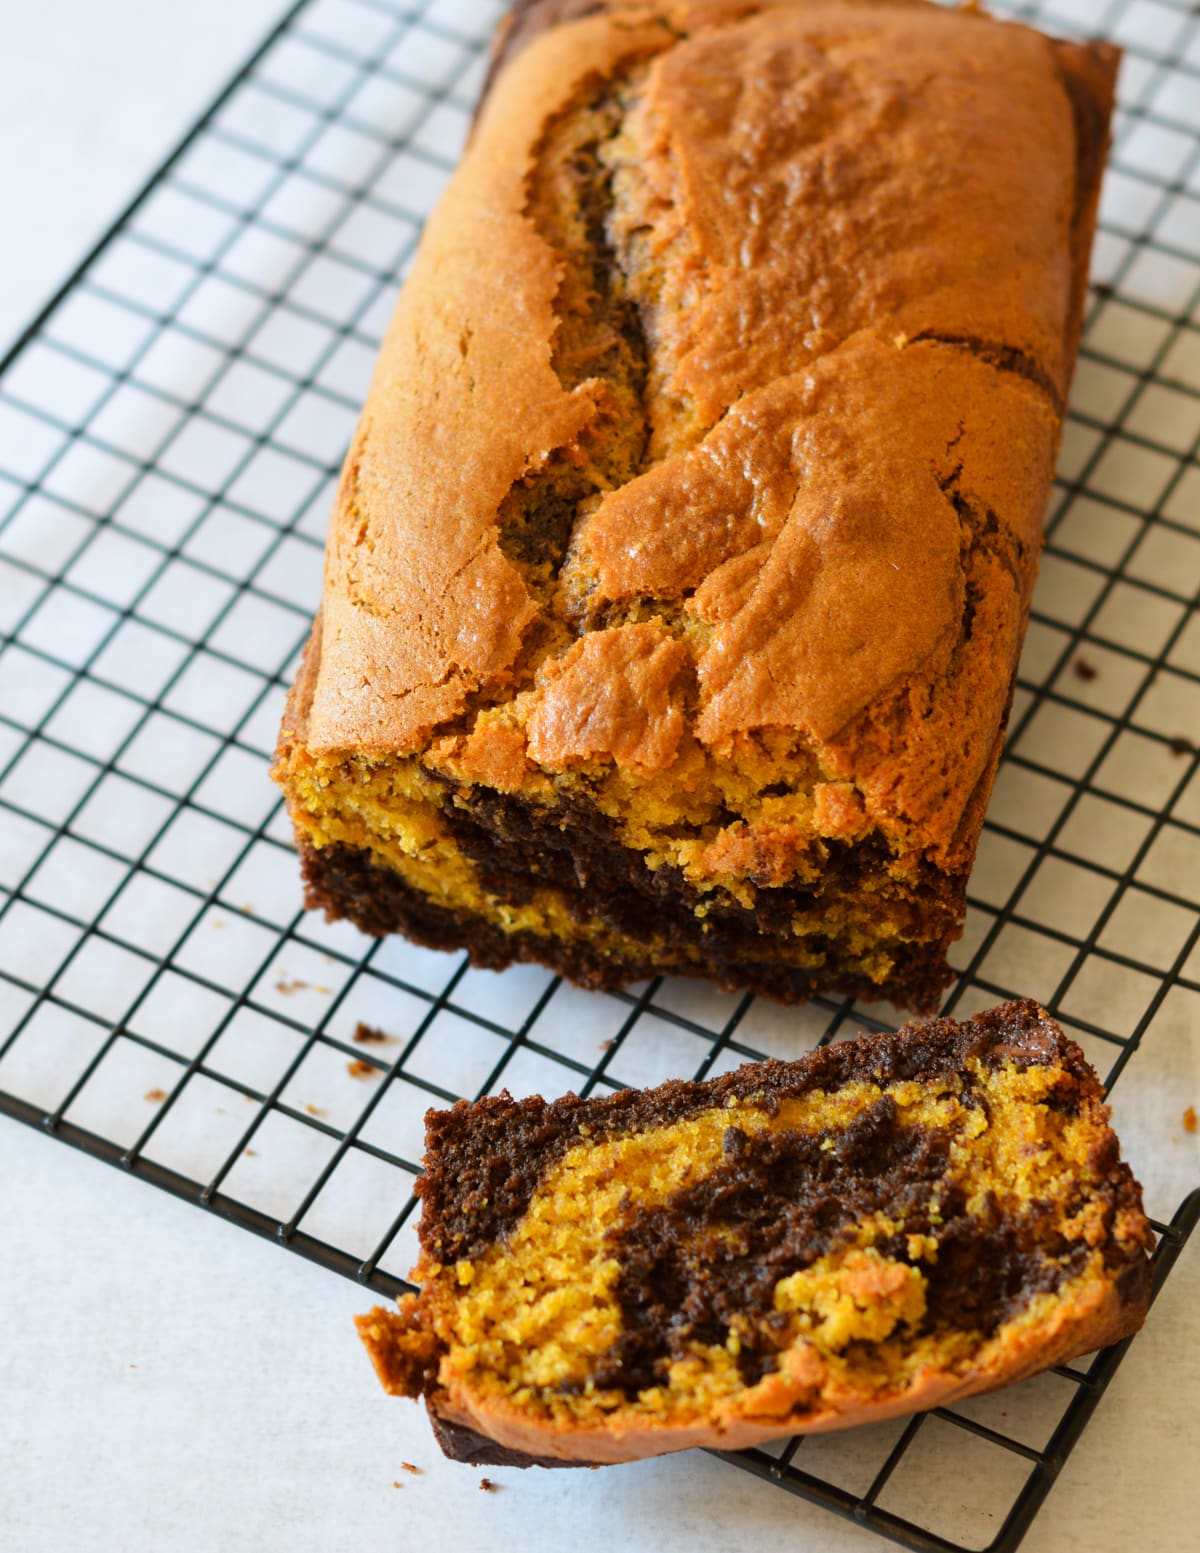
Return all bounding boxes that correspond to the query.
[1,4,1198,1552]
[0,0,283,361]
[2,1115,1196,1553]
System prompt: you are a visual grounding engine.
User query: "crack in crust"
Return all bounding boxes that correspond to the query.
[278,1,1120,1012]
[910,331,1065,417]
[495,72,652,612]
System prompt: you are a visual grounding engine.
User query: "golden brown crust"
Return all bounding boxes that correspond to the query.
[356,1295,441,1399]
[526,621,689,774]
[293,0,1117,863]
[277,4,1119,1009]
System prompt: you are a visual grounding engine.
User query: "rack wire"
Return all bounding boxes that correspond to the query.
[0,0,1197,1548]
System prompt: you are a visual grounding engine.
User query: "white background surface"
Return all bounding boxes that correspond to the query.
[2,1114,1196,1553]
[0,3,1197,1552]
[0,0,284,359]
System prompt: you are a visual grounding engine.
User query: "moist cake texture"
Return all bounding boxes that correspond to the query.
[274,0,1120,1009]
[356,1001,1153,1465]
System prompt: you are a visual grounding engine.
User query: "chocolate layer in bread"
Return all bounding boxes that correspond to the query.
[275,1,1119,1010]
[356,1001,1153,1465]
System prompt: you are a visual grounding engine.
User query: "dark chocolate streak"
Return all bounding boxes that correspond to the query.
[912,332,1065,416]
[587,1098,1100,1395]
[412,1001,1095,1263]
[300,835,958,1012]
[593,1100,950,1391]
[435,776,961,983]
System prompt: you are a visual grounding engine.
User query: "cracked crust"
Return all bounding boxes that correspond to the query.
[275,0,1118,1005]
[286,0,1116,803]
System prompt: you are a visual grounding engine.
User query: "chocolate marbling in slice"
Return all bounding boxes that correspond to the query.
[356,1000,1152,1466]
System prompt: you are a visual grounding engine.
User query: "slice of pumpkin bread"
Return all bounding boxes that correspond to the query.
[356,1000,1153,1466]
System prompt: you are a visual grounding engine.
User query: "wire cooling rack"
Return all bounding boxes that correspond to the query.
[0,0,1197,1548]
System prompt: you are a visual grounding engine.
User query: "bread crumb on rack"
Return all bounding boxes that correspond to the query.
[353,1024,392,1044]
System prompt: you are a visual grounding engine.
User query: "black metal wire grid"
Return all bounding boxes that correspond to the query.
[0,0,1196,1548]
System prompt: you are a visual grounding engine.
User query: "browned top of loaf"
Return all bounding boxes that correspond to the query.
[296,0,1116,860]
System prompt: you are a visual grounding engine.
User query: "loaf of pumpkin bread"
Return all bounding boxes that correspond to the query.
[356,1001,1153,1465]
[274,0,1119,1010]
